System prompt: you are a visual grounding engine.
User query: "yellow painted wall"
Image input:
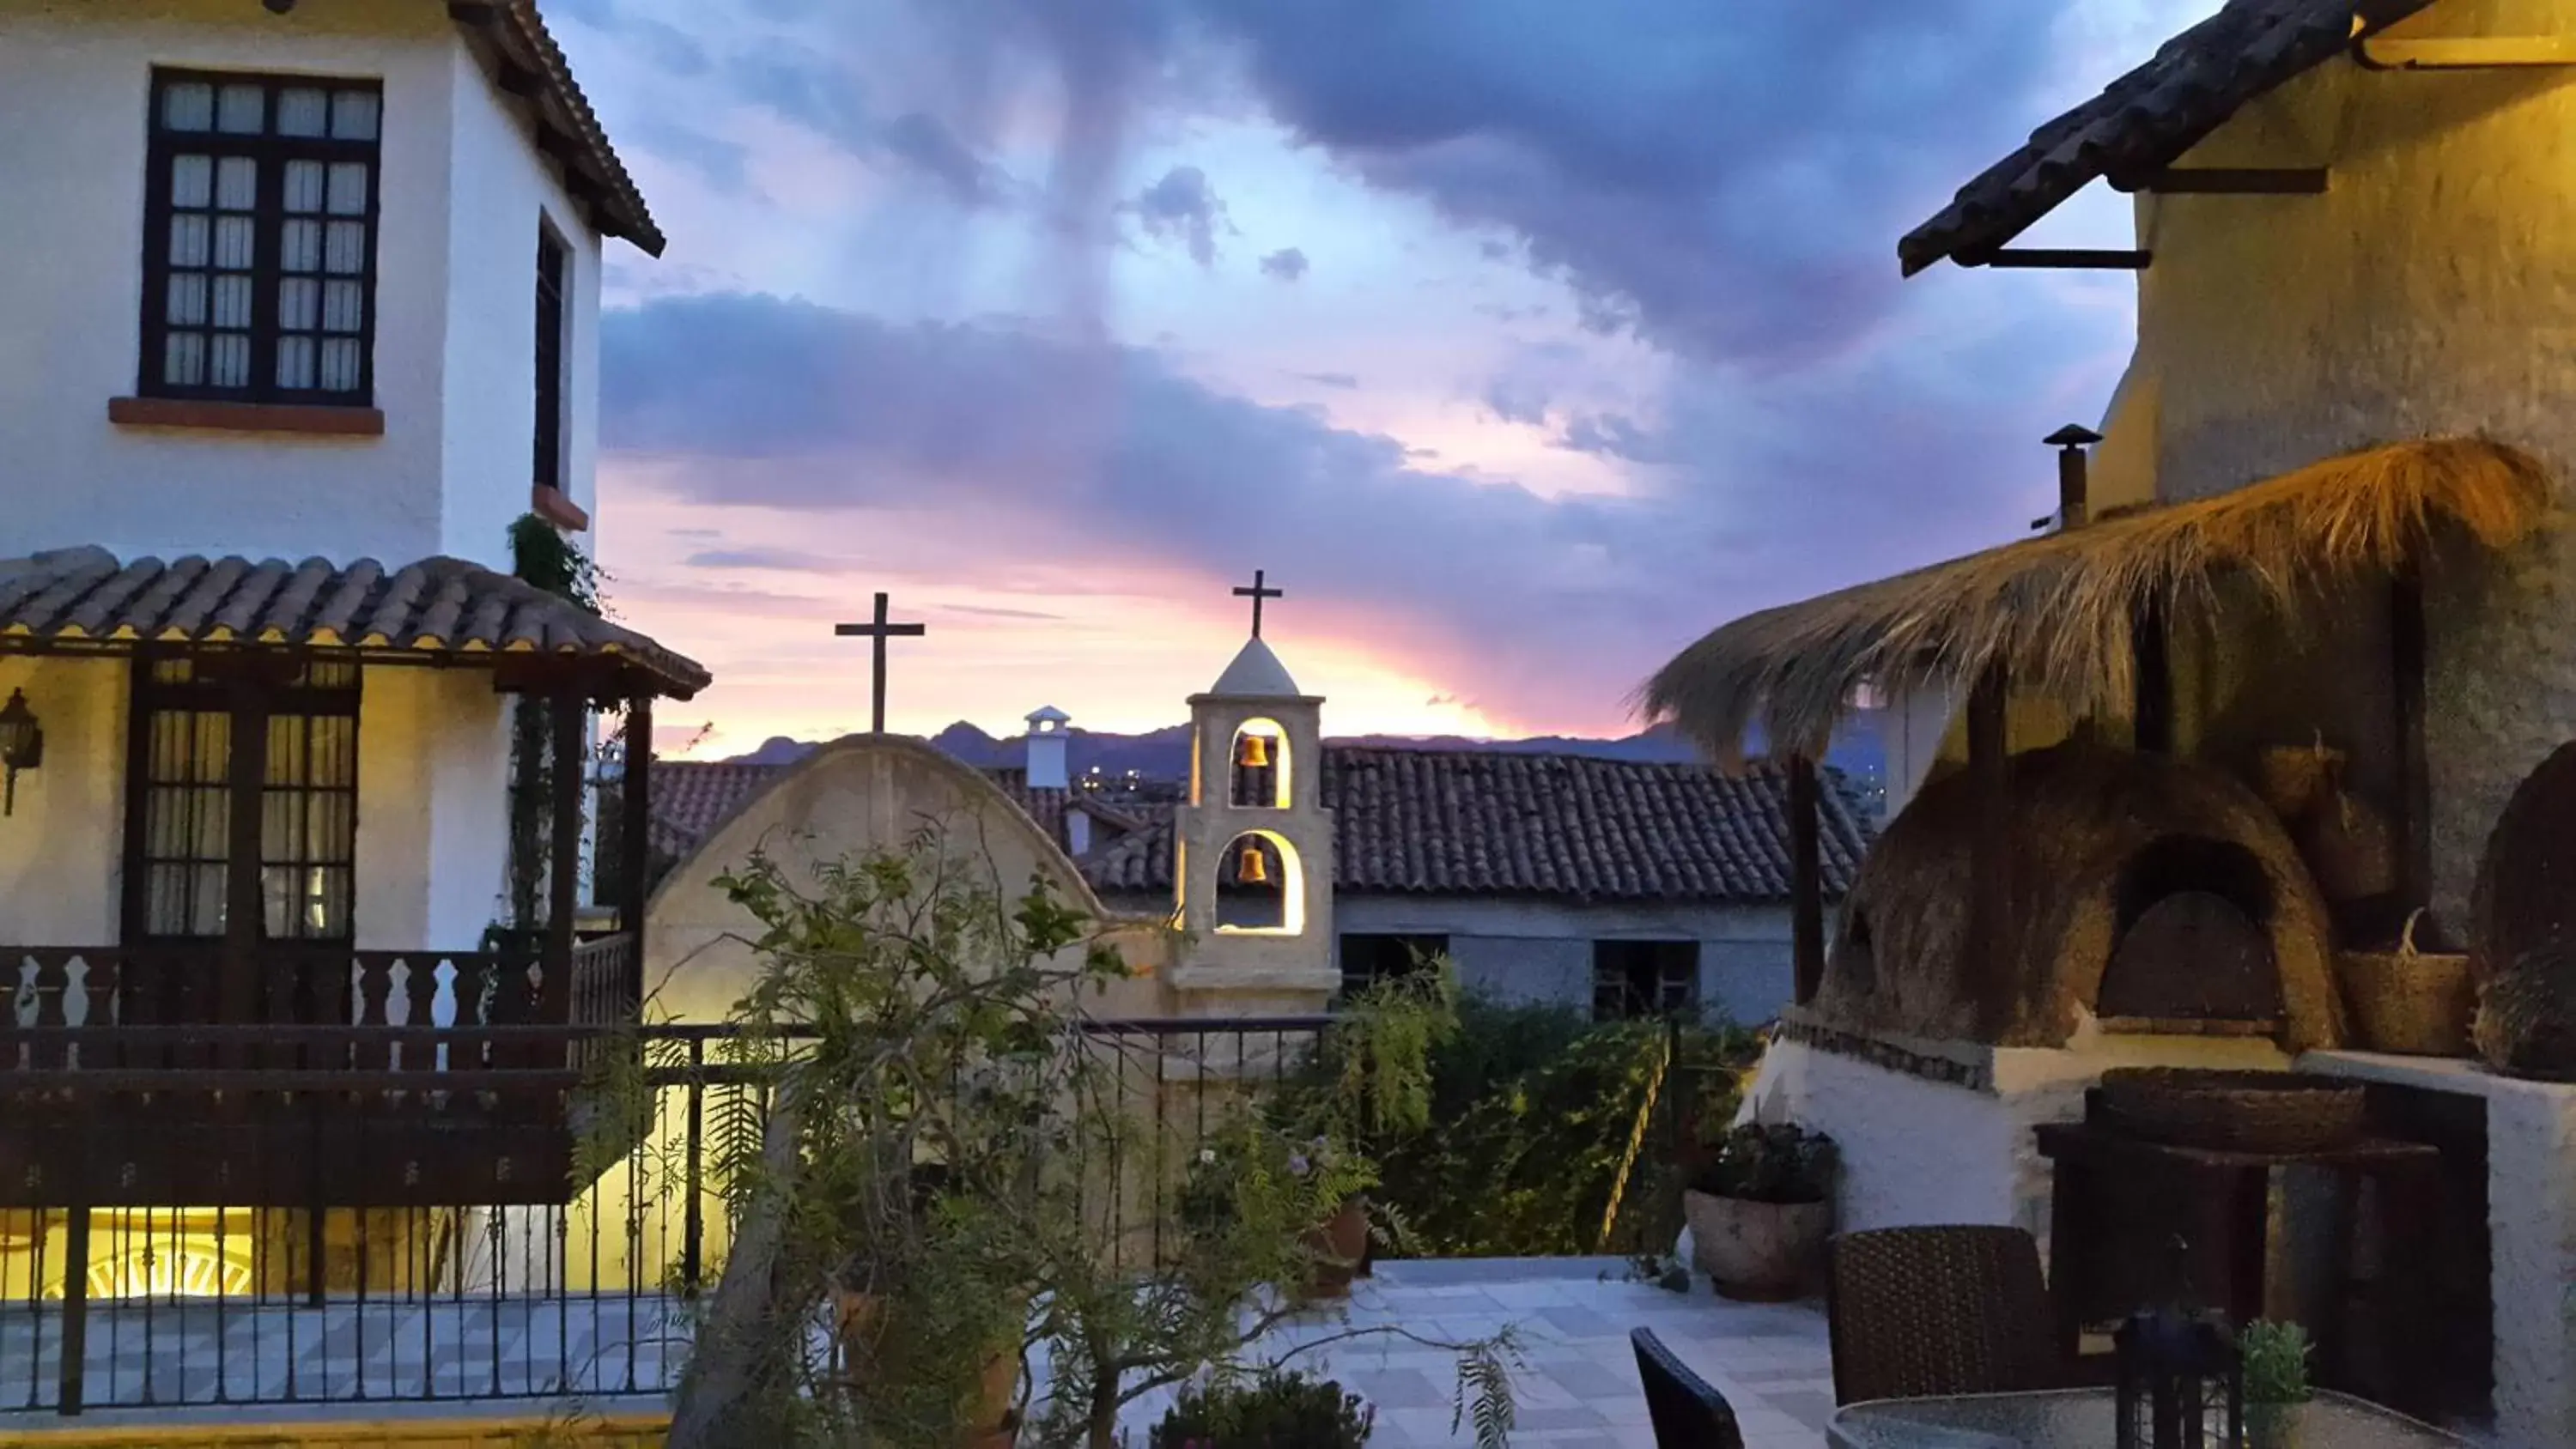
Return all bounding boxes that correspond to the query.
[2107,0,2576,926]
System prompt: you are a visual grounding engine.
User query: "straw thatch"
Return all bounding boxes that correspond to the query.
[1820,742,2342,1051]
[1641,438,2554,761]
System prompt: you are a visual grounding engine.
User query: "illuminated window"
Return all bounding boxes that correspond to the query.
[1229,720,1288,808]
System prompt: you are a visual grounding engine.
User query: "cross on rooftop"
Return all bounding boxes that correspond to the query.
[833,591,927,735]
[1232,569,1284,639]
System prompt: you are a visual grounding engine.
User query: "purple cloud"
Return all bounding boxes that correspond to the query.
[1260,246,1310,281]
[1127,165,1230,266]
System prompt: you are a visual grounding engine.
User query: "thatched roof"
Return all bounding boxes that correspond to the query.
[1641,438,2553,761]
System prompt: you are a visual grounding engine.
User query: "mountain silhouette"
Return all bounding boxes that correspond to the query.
[722,713,1891,789]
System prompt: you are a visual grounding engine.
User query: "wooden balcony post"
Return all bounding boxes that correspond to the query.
[543,689,585,1025]
[620,691,653,1004]
[1789,753,1826,1006]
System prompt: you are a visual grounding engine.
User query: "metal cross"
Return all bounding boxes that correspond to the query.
[1231,569,1284,639]
[833,591,927,735]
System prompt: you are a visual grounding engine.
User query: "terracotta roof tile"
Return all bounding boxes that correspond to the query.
[0,546,708,694]
[1899,0,2439,275]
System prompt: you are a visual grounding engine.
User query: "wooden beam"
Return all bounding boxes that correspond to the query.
[496,59,545,98]
[2358,36,2576,70]
[2117,167,2330,196]
[1789,755,1826,1007]
[543,693,586,1030]
[2391,572,2432,917]
[1966,666,2014,1040]
[620,694,653,963]
[446,1,501,24]
[1967,249,2153,270]
[2133,597,2172,754]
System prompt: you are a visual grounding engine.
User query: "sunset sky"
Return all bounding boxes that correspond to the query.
[558,0,2211,758]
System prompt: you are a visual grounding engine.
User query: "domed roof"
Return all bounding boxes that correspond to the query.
[1209,637,1302,697]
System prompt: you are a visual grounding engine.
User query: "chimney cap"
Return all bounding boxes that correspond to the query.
[1025,705,1071,731]
[2045,424,2105,448]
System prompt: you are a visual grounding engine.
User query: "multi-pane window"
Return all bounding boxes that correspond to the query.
[535,227,569,491]
[1592,940,1700,1022]
[135,658,359,942]
[143,70,381,403]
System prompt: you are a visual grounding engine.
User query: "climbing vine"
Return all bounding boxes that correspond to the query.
[502,514,609,931]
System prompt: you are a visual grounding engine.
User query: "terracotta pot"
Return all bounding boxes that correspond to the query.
[1301,1198,1370,1299]
[1683,1189,1832,1301]
[830,1288,1020,1442]
[2247,1400,2311,1449]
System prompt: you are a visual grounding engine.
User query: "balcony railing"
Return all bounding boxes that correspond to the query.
[0,1016,1345,1416]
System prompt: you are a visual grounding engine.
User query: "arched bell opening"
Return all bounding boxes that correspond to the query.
[1229,720,1290,809]
[1214,829,1303,934]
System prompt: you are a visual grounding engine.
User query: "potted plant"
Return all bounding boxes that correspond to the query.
[1683,1122,1837,1300]
[2239,1319,2312,1449]
[1149,1368,1374,1447]
[1273,967,1459,1294]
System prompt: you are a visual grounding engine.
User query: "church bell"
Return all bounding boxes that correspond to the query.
[1236,732,1273,769]
[1235,840,1271,884]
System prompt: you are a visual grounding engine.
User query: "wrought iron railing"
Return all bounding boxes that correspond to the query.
[0,1015,1342,1416]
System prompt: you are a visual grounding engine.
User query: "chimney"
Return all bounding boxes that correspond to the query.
[2046,424,2104,530]
[1024,706,1071,791]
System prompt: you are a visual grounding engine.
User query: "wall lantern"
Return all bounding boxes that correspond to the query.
[0,689,43,816]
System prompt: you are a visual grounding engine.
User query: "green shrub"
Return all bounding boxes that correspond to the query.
[2239,1319,2312,1405]
[1691,1123,1837,1204]
[1299,989,1764,1257]
[1150,1369,1374,1448]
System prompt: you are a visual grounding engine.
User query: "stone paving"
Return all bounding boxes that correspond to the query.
[0,1258,1832,1447]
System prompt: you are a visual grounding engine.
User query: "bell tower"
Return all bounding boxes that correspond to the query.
[1170,581,1335,1010]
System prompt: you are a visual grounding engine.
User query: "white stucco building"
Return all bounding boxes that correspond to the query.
[0,0,710,1280]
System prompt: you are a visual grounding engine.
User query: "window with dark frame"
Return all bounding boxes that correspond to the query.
[133,657,359,943]
[1591,939,1699,1021]
[1337,933,1448,999]
[141,70,381,406]
[534,225,568,492]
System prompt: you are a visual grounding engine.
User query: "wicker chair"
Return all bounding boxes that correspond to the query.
[1827,1224,2064,1405]
[1631,1328,1746,1449]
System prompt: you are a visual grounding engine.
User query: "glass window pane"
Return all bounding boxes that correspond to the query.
[166,273,208,327]
[215,155,257,210]
[210,332,251,389]
[307,793,352,855]
[278,276,317,330]
[280,219,321,273]
[282,159,324,215]
[319,338,361,392]
[216,82,264,135]
[210,274,252,330]
[167,214,209,268]
[162,330,206,387]
[311,717,355,784]
[213,215,255,270]
[193,867,227,935]
[161,82,215,132]
[323,221,366,274]
[191,786,229,856]
[325,163,368,216]
[260,789,300,858]
[169,154,212,209]
[321,279,362,333]
[264,716,307,785]
[276,88,328,136]
[276,336,315,390]
[331,90,380,141]
[192,713,230,784]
